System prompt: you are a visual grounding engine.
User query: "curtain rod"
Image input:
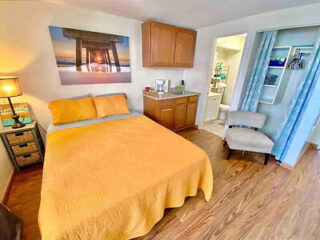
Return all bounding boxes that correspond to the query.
[257,23,320,33]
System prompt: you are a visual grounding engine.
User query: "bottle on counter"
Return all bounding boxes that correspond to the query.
[180,80,185,93]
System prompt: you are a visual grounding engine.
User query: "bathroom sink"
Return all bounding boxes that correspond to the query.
[171,91,185,95]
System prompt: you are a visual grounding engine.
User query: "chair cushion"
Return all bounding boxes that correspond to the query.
[227,111,267,129]
[226,127,274,153]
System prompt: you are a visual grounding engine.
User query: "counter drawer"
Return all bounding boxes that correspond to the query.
[188,95,199,102]
[15,152,41,167]
[11,141,37,156]
[6,130,34,145]
[159,99,175,108]
[175,97,188,104]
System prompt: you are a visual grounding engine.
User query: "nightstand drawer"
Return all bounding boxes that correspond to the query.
[11,142,37,156]
[15,152,41,167]
[6,130,34,145]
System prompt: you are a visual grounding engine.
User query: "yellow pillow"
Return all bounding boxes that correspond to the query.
[49,97,97,125]
[93,94,130,118]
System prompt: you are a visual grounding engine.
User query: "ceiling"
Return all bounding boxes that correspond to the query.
[46,0,319,29]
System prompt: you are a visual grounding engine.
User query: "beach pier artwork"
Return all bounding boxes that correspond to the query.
[49,26,131,85]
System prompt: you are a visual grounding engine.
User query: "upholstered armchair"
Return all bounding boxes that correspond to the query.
[225,111,274,165]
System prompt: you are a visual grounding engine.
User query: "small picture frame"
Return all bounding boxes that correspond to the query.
[0,103,32,127]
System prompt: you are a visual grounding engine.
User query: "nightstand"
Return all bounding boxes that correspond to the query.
[0,121,44,172]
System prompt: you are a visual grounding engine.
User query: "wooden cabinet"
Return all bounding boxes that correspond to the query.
[149,21,176,66]
[204,94,222,121]
[186,102,197,126]
[159,107,175,129]
[143,94,199,131]
[142,20,197,68]
[174,103,187,129]
[174,28,197,67]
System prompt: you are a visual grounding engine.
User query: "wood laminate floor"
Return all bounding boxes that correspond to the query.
[6,129,320,240]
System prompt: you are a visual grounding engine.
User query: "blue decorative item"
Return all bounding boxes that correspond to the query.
[269,57,286,67]
[264,74,278,85]
[220,73,227,79]
[241,30,278,112]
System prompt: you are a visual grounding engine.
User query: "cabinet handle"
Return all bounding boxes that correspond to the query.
[23,154,31,158]
[19,143,28,148]
[15,132,24,136]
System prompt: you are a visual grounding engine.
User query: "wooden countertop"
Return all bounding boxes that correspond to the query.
[143,91,200,100]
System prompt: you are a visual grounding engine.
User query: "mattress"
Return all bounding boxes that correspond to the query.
[39,115,213,240]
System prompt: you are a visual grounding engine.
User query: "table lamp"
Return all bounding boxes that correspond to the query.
[0,76,25,128]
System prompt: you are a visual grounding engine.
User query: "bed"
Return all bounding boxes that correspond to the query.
[39,111,213,240]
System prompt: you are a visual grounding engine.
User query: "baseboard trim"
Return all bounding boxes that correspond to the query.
[2,170,15,204]
[280,162,294,171]
[309,142,319,150]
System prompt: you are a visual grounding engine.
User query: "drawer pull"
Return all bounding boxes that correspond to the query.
[7,130,34,144]
[11,142,37,155]
[15,152,41,167]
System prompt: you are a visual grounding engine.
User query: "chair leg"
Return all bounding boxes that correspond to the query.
[264,154,269,165]
[227,149,233,160]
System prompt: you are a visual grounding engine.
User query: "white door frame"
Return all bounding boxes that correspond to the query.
[200,30,257,129]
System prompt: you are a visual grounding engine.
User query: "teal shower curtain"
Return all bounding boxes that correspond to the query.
[272,29,320,160]
[240,31,277,112]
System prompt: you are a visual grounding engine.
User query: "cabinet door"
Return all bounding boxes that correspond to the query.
[174,29,197,67]
[186,102,198,126]
[174,103,187,129]
[205,95,222,121]
[151,22,176,66]
[205,98,215,121]
[159,107,175,130]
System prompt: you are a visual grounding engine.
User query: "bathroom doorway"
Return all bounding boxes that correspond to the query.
[203,33,247,138]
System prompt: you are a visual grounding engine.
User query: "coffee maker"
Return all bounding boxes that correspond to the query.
[154,79,170,93]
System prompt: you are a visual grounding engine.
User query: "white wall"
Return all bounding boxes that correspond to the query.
[221,49,243,105]
[0,1,185,129]
[183,3,320,168]
[0,1,185,198]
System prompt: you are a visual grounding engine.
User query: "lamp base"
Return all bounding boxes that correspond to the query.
[11,115,25,129]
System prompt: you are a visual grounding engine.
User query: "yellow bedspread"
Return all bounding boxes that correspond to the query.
[39,115,213,240]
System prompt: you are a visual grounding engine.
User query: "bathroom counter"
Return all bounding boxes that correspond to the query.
[208,92,222,97]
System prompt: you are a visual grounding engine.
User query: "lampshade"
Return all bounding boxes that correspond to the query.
[0,76,22,98]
